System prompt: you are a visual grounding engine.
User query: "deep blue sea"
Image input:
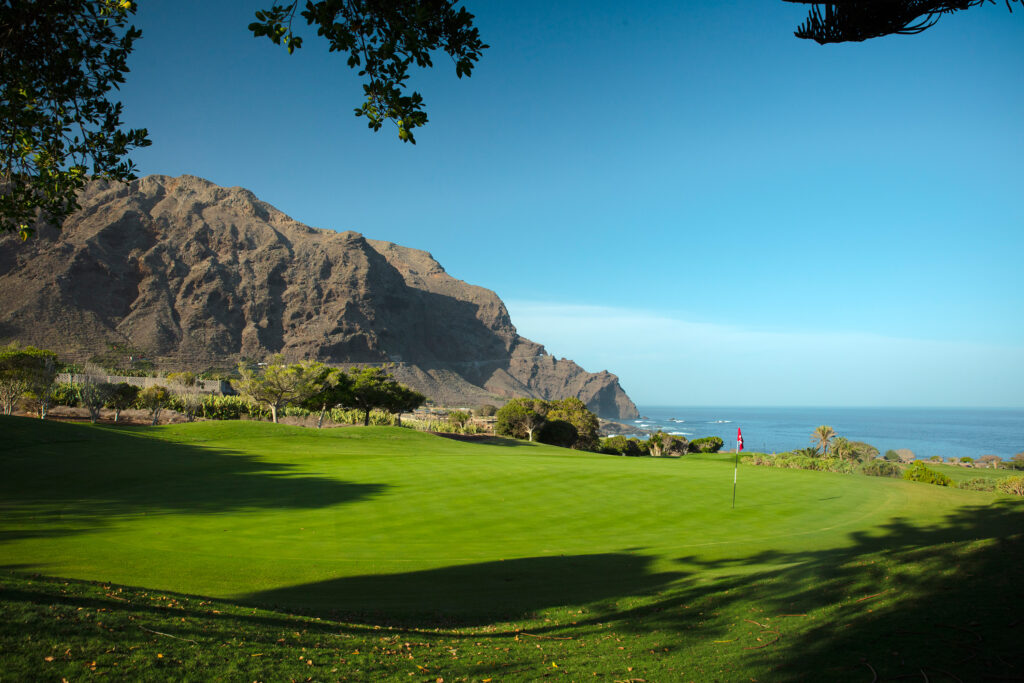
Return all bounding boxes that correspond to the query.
[613,407,1024,461]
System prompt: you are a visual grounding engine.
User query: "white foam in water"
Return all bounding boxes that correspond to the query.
[638,406,1024,460]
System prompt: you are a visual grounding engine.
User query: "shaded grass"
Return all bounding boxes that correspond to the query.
[1,416,1023,681]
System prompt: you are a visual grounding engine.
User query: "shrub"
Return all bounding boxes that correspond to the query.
[996,476,1024,496]
[198,395,258,420]
[883,450,901,462]
[79,380,114,423]
[960,456,974,465]
[847,441,879,462]
[690,436,724,453]
[448,410,471,431]
[862,460,902,478]
[328,407,394,426]
[741,452,856,474]
[475,404,498,417]
[51,382,81,406]
[647,431,668,457]
[928,455,942,462]
[644,431,687,457]
[902,462,953,487]
[626,438,647,456]
[600,435,630,455]
[663,434,689,457]
[537,419,578,448]
[546,397,600,451]
[199,368,235,381]
[494,398,547,441]
[812,457,857,474]
[774,454,814,470]
[138,385,171,425]
[958,478,996,492]
[105,382,140,422]
[166,371,198,387]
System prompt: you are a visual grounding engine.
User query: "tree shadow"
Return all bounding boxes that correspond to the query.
[245,553,685,627]
[0,416,386,541]
[565,500,1024,681]
[431,433,538,448]
[241,499,1024,678]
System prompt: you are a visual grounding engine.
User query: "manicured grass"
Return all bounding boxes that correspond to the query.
[2,416,1022,681]
[927,461,1020,483]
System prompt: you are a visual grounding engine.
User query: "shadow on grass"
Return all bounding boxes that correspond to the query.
[246,552,684,627]
[252,500,1023,680]
[432,433,538,448]
[595,501,1024,681]
[0,416,386,540]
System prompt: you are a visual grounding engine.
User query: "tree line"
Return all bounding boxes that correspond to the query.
[0,345,427,427]
[493,397,728,457]
[232,356,425,426]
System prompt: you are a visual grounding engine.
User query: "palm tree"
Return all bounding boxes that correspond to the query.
[811,425,837,456]
[831,436,853,461]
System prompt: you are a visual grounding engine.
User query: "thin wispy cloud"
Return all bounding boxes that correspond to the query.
[505,301,1024,408]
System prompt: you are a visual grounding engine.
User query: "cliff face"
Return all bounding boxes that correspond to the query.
[0,175,639,419]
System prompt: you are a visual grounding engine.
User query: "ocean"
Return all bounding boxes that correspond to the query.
[612,406,1024,461]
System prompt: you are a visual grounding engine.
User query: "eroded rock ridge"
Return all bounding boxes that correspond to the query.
[0,175,639,419]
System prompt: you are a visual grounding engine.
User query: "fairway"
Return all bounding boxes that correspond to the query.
[2,416,1022,681]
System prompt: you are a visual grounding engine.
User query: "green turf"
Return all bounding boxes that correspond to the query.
[2,416,1022,681]
[927,461,1020,483]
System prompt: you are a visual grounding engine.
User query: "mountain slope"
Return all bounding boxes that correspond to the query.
[0,175,638,419]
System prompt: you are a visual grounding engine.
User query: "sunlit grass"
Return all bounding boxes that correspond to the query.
[1,416,1021,681]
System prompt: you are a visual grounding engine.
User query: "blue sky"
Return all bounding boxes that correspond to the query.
[119,1,1023,407]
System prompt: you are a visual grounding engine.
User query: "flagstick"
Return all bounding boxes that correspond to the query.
[732,427,742,509]
[732,448,738,509]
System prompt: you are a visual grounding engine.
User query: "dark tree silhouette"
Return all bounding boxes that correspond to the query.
[250,0,487,144]
[784,0,1021,43]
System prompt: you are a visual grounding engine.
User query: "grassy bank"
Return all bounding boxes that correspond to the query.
[2,416,1022,681]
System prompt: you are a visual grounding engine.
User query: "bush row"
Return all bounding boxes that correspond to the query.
[46,383,422,427]
[741,453,858,474]
[742,453,1024,496]
[599,433,725,457]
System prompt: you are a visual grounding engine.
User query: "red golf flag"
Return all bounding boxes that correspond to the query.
[737,427,744,452]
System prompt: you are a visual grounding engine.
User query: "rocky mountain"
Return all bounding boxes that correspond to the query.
[0,175,639,419]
